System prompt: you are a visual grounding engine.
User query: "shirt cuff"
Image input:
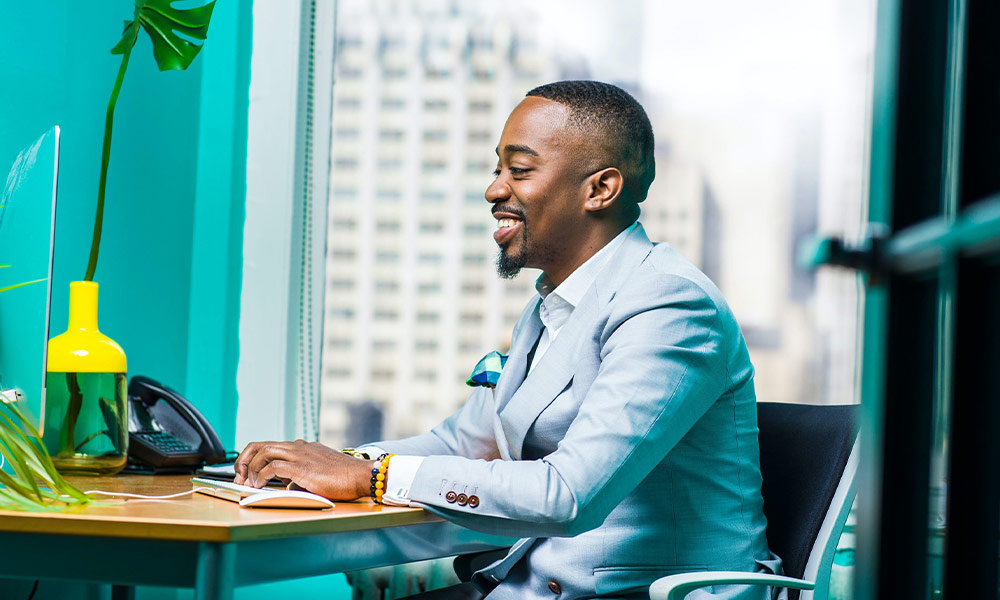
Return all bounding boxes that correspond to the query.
[381,455,425,506]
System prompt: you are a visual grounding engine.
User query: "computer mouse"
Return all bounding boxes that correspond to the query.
[238,489,335,509]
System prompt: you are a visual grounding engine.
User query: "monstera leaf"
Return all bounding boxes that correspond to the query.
[85,0,215,281]
[111,0,216,71]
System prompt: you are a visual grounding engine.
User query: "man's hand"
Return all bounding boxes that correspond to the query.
[233,439,373,500]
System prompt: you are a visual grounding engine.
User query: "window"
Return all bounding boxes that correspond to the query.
[416,311,439,323]
[379,129,404,141]
[328,278,354,290]
[421,190,446,204]
[375,280,399,293]
[319,0,871,457]
[375,189,401,203]
[380,97,406,110]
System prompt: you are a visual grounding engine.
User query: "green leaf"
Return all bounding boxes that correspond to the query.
[112,0,216,71]
[0,401,91,510]
[0,278,46,294]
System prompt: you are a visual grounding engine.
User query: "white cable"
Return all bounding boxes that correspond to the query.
[63,487,215,501]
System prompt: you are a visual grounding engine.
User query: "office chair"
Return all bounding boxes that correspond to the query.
[649,403,859,600]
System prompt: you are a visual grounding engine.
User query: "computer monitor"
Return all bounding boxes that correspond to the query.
[0,126,59,425]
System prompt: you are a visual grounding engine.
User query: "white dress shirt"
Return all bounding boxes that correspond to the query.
[363,222,639,505]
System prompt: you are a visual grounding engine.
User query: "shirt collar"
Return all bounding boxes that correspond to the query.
[535,221,638,308]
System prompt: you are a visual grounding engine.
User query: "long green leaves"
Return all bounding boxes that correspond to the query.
[0,399,91,511]
[85,0,216,281]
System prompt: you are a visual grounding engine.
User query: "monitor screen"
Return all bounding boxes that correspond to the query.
[0,126,59,426]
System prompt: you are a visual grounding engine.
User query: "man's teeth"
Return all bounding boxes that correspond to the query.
[497,218,520,229]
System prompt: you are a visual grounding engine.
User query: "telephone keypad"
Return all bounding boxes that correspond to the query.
[134,431,196,455]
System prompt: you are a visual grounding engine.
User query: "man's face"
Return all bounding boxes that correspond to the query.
[487,97,590,279]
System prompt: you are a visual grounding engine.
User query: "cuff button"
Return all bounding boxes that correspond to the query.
[445,491,458,503]
[468,495,480,508]
[456,493,468,506]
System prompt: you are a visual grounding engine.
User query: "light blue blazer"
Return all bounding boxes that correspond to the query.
[374,224,781,599]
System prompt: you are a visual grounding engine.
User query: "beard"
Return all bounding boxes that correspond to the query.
[494,204,529,279]
[496,243,527,279]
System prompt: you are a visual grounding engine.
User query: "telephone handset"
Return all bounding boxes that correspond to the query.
[127,375,227,470]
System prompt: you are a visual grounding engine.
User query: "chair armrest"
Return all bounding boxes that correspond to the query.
[649,571,815,600]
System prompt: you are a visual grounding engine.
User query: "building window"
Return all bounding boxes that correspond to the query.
[376,189,401,202]
[416,311,439,323]
[379,129,405,141]
[375,280,399,293]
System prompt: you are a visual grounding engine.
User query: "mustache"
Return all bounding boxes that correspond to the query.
[491,205,527,220]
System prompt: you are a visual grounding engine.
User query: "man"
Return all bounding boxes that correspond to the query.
[235,81,781,599]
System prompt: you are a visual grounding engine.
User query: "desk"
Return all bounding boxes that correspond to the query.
[0,475,513,600]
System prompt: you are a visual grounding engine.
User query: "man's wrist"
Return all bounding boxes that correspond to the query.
[351,457,376,499]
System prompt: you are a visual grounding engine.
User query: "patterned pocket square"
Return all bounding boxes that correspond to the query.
[466,350,508,388]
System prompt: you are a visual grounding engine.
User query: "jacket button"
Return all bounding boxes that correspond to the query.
[467,495,480,508]
[547,580,561,594]
[456,493,468,506]
[445,491,457,503]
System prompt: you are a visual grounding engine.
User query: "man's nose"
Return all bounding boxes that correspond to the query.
[485,176,511,204]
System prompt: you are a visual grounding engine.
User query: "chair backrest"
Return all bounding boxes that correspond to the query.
[756,403,859,600]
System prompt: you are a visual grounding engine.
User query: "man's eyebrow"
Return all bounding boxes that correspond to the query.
[499,144,539,157]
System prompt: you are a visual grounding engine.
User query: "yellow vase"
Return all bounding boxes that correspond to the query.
[42,281,128,475]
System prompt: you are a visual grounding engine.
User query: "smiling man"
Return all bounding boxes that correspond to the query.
[235,81,780,600]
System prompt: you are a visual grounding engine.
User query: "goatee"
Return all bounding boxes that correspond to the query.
[496,247,526,279]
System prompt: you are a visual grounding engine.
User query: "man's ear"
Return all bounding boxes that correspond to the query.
[583,167,624,213]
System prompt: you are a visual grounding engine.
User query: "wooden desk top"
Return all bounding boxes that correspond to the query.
[0,474,441,543]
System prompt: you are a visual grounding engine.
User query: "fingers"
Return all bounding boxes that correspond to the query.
[253,460,294,488]
[234,441,267,484]
[243,443,302,488]
[234,441,297,485]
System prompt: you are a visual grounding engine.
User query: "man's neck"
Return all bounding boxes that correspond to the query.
[542,221,636,287]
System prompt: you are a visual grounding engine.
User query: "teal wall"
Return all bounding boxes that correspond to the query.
[0,2,352,598]
[0,1,245,446]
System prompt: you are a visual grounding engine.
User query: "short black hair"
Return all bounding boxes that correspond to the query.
[526,80,655,202]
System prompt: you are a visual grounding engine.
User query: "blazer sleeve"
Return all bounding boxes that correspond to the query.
[404,273,733,538]
[369,385,501,460]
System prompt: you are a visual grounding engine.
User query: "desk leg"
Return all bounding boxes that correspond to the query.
[194,542,236,600]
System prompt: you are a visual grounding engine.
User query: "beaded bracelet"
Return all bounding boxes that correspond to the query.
[370,453,395,504]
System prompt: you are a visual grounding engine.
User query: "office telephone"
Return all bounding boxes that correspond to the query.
[127,375,227,471]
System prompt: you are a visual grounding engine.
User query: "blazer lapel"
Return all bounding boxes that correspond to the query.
[500,288,599,460]
[492,298,542,460]
[499,224,655,461]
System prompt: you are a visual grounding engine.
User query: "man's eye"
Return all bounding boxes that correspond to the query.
[492,168,501,177]
[509,167,527,175]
